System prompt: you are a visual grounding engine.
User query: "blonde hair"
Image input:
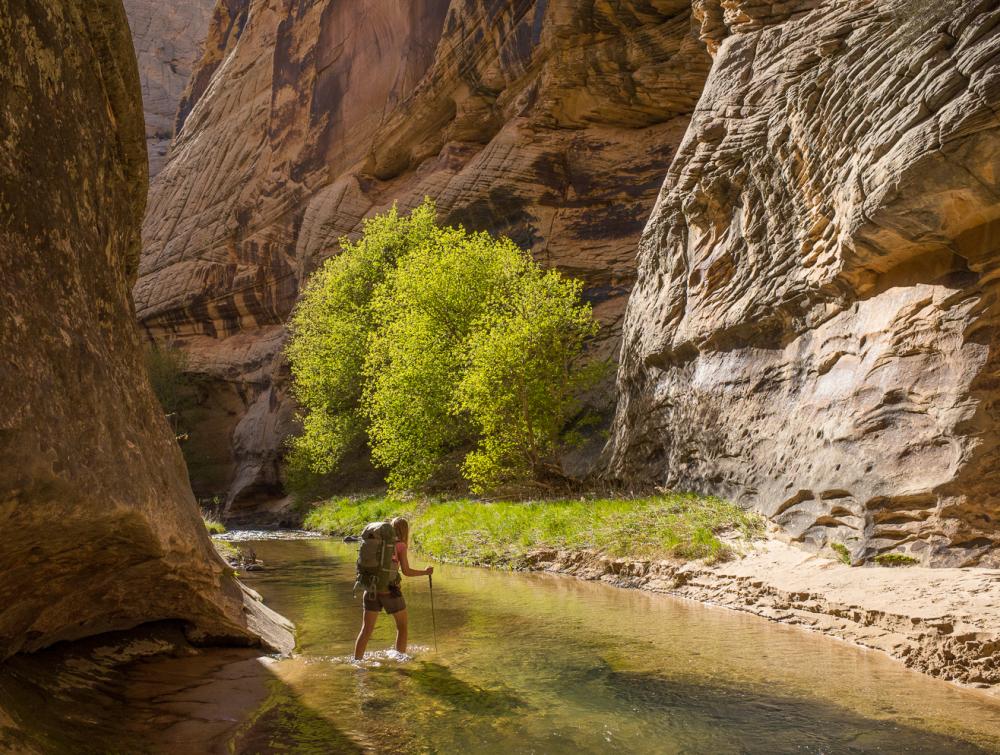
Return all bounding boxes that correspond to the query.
[391,517,409,544]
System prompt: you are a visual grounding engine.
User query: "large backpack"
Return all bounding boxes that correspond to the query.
[355,521,399,595]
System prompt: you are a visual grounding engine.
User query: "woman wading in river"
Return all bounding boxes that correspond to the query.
[354,517,433,660]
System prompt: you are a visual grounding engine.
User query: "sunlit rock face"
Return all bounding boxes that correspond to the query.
[0,0,292,659]
[123,0,216,177]
[610,0,1000,566]
[135,0,712,513]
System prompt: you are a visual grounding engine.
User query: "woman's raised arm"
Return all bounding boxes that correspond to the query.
[398,543,433,577]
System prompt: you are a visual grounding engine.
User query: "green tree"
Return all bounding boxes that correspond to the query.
[285,203,438,482]
[363,226,529,489]
[455,269,600,492]
[286,198,600,494]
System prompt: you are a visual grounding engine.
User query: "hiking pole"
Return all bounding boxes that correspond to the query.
[428,573,438,652]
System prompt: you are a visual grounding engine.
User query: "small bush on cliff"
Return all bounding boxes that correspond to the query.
[144,342,188,417]
[831,542,852,565]
[873,552,919,567]
[286,199,600,494]
[144,343,192,442]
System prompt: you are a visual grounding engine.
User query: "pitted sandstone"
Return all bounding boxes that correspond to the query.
[610,0,1000,566]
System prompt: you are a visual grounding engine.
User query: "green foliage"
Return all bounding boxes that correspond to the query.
[203,517,226,535]
[303,493,765,566]
[873,552,919,567]
[144,343,188,416]
[362,223,505,489]
[303,494,414,535]
[831,542,852,565]
[455,266,602,492]
[286,203,439,484]
[286,199,601,493]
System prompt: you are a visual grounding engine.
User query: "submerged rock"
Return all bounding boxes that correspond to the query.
[0,0,292,660]
[610,0,1000,566]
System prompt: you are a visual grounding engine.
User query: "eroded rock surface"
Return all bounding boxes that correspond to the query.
[135,0,711,512]
[123,0,216,177]
[610,0,1000,565]
[0,0,292,660]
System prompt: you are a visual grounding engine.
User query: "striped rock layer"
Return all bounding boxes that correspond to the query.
[136,0,711,515]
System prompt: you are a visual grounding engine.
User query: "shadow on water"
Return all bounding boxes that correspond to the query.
[396,661,526,715]
[0,622,367,754]
[232,681,365,755]
[599,669,992,754]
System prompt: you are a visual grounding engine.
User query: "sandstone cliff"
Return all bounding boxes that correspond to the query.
[123,0,216,178]
[136,0,711,514]
[136,0,999,565]
[610,0,1000,566]
[0,0,292,659]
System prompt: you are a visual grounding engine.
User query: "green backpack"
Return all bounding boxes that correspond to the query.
[355,521,399,594]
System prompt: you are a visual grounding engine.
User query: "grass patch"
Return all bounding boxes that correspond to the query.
[203,517,226,535]
[830,542,852,565]
[873,552,919,567]
[303,492,764,566]
[212,539,238,561]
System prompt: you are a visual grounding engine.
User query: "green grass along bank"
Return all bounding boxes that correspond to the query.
[301,493,766,568]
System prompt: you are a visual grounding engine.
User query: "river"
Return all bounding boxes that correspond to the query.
[231,538,1000,753]
[4,536,1000,753]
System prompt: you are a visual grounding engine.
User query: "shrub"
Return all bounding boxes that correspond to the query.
[203,517,226,535]
[873,552,919,567]
[831,542,852,565]
[144,342,188,416]
[286,199,601,493]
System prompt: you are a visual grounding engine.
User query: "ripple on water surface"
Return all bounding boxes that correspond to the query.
[229,539,1000,754]
[8,537,997,753]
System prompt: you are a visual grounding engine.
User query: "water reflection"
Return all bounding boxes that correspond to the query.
[240,539,1000,754]
[3,537,998,753]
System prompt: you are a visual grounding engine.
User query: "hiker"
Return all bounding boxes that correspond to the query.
[354,517,433,660]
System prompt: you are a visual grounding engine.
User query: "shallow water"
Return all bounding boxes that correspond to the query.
[230,539,1000,753]
[6,537,998,753]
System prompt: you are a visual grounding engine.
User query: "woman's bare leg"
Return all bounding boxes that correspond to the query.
[392,609,409,653]
[354,610,379,660]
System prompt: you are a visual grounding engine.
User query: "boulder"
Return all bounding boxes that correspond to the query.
[0,0,293,659]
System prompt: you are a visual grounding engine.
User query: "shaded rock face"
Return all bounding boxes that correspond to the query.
[136,0,712,512]
[123,0,216,178]
[611,0,1000,566]
[0,0,292,659]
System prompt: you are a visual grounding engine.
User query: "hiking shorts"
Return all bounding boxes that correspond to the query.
[363,588,405,615]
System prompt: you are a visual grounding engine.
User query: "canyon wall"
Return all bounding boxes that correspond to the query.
[136,0,712,514]
[610,0,1000,566]
[0,0,291,659]
[123,0,216,177]
[136,0,998,563]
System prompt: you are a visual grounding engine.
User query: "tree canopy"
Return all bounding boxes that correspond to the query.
[286,199,600,494]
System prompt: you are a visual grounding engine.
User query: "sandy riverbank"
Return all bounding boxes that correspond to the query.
[523,530,1000,694]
